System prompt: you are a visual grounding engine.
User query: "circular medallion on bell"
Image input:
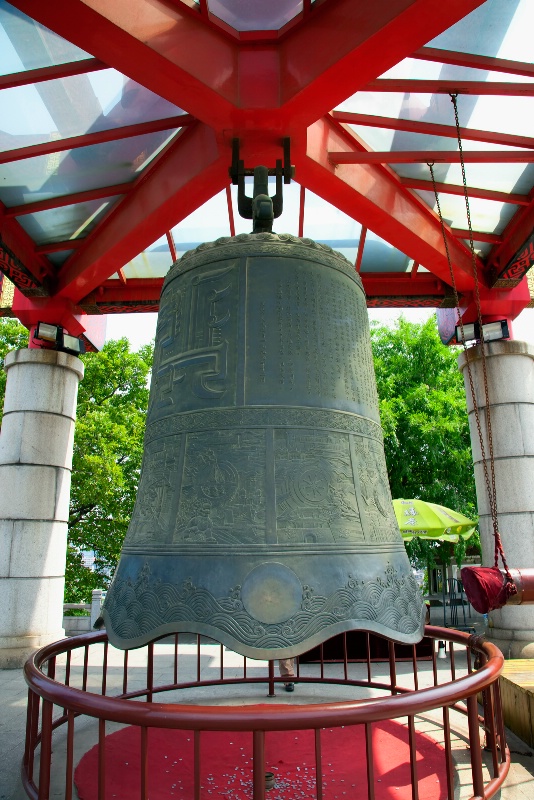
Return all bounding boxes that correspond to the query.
[241,563,303,624]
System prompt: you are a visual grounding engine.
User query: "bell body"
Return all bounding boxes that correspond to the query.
[102,233,425,656]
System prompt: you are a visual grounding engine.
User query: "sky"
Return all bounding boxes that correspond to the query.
[106,306,534,352]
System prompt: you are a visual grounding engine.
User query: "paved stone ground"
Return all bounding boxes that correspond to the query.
[1,631,533,800]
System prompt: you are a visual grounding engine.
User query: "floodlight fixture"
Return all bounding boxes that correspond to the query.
[34,322,86,356]
[60,332,86,356]
[455,319,509,345]
[34,322,57,343]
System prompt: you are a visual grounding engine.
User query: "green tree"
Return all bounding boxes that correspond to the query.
[0,322,153,601]
[370,316,479,570]
[66,338,153,601]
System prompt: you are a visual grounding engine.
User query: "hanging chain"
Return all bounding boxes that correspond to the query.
[427,161,495,527]
[427,93,515,592]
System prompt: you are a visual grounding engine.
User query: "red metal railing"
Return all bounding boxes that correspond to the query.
[22,626,509,800]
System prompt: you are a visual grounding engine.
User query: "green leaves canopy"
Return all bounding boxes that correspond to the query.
[0,321,153,601]
[370,316,479,569]
[67,338,153,601]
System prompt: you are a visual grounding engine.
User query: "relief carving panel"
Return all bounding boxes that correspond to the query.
[149,264,239,421]
[274,429,364,545]
[174,428,266,545]
[351,437,399,542]
[245,257,380,420]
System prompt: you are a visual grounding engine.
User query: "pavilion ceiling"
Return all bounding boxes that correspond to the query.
[0,0,532,346]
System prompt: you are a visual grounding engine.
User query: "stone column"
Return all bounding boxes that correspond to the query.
[0,349,84,668]
[459,340,534,658]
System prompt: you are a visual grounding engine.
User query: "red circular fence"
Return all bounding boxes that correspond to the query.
[22,625,509,800]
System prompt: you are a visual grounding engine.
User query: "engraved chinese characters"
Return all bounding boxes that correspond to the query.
[103,233,425,657]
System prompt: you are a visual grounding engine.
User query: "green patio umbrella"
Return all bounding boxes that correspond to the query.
[393,499,477,543]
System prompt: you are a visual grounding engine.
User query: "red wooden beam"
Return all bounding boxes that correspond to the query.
[0,205,54,290]
[10,0,486,134]
[355,226,366,273]
[451,229,503,245]
[82,278,163,306]
[298,185,305,238]
[0,237,45,295]
[362,272,447,298]
[279,0,486,125]
[330,150,534,165]
[0,115,190,165]
[5,183,133,217]
[0,58,107,90]
[166,231,177,264]
[363,79,534,97]
[366,296,446,308]
[489,231,534,289]
[399,177,529,207]
[80,273,450,308]
[35,240,83,254]
[460,280,530,323]
[9,0,240,129]
[332,111,534,150]
[55,123,229,303]
[225,186,235,237]
[300,117,482,292]
[412,47,534,79]
[487,194,534,286]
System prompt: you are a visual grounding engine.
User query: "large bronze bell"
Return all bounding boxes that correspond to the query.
[102,232,425,657]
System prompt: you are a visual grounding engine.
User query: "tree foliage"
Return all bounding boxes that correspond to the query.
[66,338,153,601]
[370,316,479,569]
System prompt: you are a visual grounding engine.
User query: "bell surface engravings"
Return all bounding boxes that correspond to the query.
[102,232,425,657]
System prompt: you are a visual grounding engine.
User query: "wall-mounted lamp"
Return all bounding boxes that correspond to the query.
[34,322,86,357]
[455,319,509,345]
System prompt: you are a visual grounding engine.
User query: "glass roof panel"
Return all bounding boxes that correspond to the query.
[427,0,532,62]
[337,89,534,141]
[461,240,492,258]
[0,71,185,152]
[0,128,180,207]
[0,1,92,75]
[359,231,411,273]
[347,126,463,154]
[303,189,362,265]
[118,235,174,281]
[413,192,517,236]
[380,57,534,84]
[17,197,117,245]
[172,190,232,253]
[345,124,527,235]
[119,186,286,281]
[208,0,302,31]
[46,250,75,268]
[395,160,534,197]
[467,95,534,140]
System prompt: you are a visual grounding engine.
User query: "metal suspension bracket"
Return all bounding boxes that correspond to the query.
[230,138,294,233]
